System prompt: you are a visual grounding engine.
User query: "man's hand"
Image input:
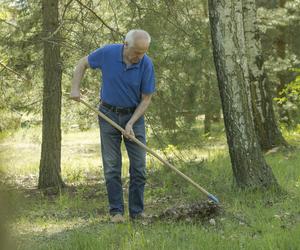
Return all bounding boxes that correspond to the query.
[70,88,81,102]
[122,94,152,140]
[123,122,135,139]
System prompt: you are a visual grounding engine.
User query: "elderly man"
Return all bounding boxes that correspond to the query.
[70,30,155,223]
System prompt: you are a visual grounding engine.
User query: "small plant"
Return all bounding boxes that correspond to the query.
[275,68,300,128]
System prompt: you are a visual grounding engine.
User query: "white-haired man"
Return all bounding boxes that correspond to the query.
[70,30,155,223]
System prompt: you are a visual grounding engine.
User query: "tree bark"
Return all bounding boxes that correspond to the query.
[39,0,64,189]
[208,0,279,188]
[242,0,288,150]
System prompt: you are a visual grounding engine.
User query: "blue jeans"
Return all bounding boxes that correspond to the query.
[98,105,146,217]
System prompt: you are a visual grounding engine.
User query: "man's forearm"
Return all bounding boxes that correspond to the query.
[128,97,152,126]
[70,57,89,100]
[71,63,87,91]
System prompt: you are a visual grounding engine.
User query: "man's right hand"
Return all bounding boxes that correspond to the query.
[70,89,81,102]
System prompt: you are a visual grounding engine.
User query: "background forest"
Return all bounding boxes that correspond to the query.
[1,0,299,137]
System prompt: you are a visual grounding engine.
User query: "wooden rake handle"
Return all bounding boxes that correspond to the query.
[79,99,219,204]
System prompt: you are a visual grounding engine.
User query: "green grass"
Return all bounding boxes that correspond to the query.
[1,126,300,250]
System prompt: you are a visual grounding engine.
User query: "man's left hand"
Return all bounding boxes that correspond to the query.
[124,122,135,139]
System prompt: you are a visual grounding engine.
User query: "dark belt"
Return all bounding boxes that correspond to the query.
[101,101,136,114]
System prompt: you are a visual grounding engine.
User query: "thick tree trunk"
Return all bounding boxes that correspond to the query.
[208,0,278,188]
[39,0,64,189]
[242,0,288,150]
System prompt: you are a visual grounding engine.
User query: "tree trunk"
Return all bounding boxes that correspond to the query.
[203,3,221,135]
[39,0,64,189]
[274,0,292,126]
[208,0,279,188]
[242,0,288,150]
[203,74,213,135]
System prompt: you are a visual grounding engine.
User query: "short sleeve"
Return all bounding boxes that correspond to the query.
[141,59,156,94]
[87,47,105,69]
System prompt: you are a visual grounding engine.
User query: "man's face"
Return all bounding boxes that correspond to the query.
[125,39,149,64]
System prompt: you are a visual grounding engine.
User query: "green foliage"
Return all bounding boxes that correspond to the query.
[257,1,300,125]
[0,0,43,130]
[0,109,21,131]
[275,68,300,127]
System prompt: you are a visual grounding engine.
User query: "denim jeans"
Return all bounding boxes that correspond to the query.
[98,104,146,217]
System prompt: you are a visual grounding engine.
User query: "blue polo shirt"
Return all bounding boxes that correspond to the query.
[88,44,156,107]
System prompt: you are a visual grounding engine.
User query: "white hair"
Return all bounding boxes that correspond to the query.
[124,29,151,47]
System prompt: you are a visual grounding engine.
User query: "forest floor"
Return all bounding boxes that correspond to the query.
[1,126,300,250]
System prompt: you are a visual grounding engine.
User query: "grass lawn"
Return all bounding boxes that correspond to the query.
[0,126,300,250]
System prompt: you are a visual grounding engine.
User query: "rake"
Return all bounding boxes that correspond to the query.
[79,99,219,204]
